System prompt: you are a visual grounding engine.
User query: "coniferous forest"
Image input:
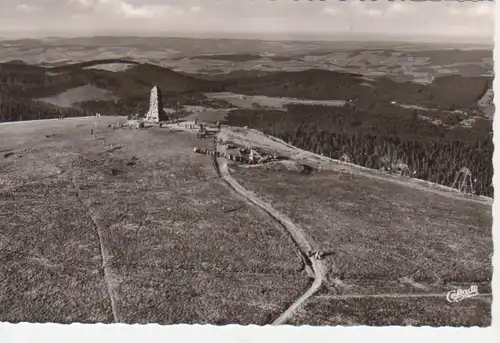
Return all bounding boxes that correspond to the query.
[224,103,493,197]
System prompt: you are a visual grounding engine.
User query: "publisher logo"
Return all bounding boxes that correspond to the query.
[446,285,479,303]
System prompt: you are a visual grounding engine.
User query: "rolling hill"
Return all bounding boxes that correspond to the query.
[0,58,493,197]
[223,69,492,111]
[0,60,228,121]
[0,59,493,120]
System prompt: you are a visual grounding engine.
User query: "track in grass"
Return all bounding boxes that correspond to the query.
[212,141,326,325]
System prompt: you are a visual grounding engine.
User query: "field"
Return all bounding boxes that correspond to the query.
[0,117,309,324]
[204,92,346,109]
[37,85,117,108]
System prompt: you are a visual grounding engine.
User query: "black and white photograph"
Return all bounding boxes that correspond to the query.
[0,0,495,330]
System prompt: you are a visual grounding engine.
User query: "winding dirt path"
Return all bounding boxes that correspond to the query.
[213,142,326,325]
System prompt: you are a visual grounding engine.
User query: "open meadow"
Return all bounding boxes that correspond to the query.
[230,160,492,326]
[0,117,309,324]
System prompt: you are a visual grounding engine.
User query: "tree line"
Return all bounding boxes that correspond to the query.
[224,103,493,197]
[0,92,90,121]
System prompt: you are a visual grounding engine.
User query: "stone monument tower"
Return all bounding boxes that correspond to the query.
[145,85,167,123]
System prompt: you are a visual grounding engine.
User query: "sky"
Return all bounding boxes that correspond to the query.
[0,0,495,43]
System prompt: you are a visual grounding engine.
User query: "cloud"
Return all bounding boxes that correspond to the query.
[118,2,172,19]
[69,0,178,19]
[16,4,38,12]
[172,8,185,16]
[469,3,493,16]
[323,7,339,16]
[348,1,410,19]
[67,0,206,19]
[69,0,96,7]
[448,2,494,17]
[387,3,408,15]
[0,0,493,42]
[190,6,201,13]
[347,1,385,18]
[364,9,384,18]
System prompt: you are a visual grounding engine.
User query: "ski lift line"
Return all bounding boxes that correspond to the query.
[451,167,475,194]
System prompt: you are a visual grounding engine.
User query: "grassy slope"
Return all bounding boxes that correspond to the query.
[0,117,308,324]
[231,164,492,284]
[0,181,115,323]
[229,163,491,326]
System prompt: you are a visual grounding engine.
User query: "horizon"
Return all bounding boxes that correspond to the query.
[0,33,494,48]
[0,0,494,45]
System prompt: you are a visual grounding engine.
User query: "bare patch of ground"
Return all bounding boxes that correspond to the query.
[84,63,136,72]
[204,92,345,109]
[183,109,234,123]
[37,85,117,108]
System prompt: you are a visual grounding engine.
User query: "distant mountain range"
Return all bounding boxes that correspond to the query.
[0,58,493,123]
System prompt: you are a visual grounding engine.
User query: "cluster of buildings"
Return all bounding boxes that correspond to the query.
[193,145,284,165]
